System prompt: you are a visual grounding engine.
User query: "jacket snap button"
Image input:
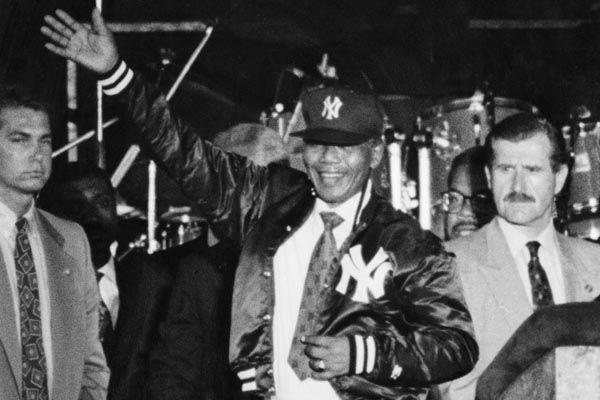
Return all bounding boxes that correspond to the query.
[263,270,272,278]
[262,314,272,321]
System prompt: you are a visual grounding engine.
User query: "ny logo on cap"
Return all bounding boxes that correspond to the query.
[321,95,343,120]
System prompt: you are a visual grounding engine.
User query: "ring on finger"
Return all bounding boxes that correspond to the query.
[316,359,325,370]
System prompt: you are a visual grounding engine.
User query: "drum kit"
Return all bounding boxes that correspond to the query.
[116,205,207,261]
[401,93,600,241]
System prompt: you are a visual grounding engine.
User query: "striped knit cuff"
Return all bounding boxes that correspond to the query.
[236,367,257,392]
[98,59,134,96]
[348,335,376,375]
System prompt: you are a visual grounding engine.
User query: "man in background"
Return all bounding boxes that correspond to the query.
[442,146,495,241]
[0,88,108,399]
[39,163,174,400]
[441,113,600,399]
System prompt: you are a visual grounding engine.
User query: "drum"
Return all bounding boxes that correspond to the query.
[567,121,600,239]
[157,210,206,250]
[415,95,538,237]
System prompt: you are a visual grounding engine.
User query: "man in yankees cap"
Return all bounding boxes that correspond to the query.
[42,9,477,399]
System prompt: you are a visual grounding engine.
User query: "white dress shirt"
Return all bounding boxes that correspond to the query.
[97,247,120,328]
[0,200,54,396]
[272,182,372,400]
[497,217,566,305]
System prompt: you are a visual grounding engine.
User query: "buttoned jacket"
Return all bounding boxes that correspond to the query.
[111,73,478,399]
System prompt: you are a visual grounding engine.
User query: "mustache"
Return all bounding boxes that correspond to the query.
[504,192,535,203]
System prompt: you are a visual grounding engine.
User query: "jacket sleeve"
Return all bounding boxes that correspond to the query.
[364,252,478,387]
[100,61,269,244]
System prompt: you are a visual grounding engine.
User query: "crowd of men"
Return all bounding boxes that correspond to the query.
[0,6,599,400]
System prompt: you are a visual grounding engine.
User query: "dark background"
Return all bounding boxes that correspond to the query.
[2,0,600,214]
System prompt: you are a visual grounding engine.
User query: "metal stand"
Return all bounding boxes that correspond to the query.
[413,120,434,230]
[384,126,407,212]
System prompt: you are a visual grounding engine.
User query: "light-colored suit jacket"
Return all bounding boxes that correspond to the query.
[0,209,109,400]
[439,217,600,400]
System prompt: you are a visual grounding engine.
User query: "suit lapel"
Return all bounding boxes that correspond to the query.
[36,211,78,400]
[0,242,20,393]
[481,219,532,331]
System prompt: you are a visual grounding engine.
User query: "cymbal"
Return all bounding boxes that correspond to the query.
[159,206,204,223]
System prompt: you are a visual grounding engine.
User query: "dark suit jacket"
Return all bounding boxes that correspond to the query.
[148,238,241,400]
[106,249,177,400]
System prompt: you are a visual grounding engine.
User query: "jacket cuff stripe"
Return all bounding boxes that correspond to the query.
[99,60,126,86]
[98,59,134,96]
[237,368,257,392]
[103,68,134,96]
[354,335,365,374]
[241,381,257,392]
[348,336,356,374]
[365,335,376,373]
[236,367,256,380]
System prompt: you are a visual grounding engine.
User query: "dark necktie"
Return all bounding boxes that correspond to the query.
[526,241,554,308]
[15,218,49,400]
[288,211,344,380]
[96,271,115,359]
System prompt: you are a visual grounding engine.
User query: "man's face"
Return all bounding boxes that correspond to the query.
[0,107,52,203]
[303,140,383,207]
[444,164,494,240]
[487,133,567,230]
[56,177,118,269]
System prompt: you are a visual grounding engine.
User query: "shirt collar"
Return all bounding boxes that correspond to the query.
[314,180,372,225]
[497,216,556,257]
[98,256,117,284]
[0,199,35,238]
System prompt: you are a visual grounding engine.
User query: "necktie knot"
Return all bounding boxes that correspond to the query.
[320,211,344,231]
[16,217,28,233]
[526,240,541,260]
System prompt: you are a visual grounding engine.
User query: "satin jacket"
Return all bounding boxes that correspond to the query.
[107,70,478,399]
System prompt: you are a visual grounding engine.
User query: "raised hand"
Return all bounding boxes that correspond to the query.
[41,8,119,74]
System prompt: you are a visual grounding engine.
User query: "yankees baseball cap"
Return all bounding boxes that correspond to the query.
[291,86,384,145]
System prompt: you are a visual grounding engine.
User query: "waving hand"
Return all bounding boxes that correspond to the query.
[41,8,119,74]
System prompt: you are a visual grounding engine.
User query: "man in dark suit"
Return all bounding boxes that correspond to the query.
[39,163,175,400]
[148,236,240,400]
[0,88,108,399]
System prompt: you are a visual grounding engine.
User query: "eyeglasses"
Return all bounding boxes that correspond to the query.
[442,189,495,214]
